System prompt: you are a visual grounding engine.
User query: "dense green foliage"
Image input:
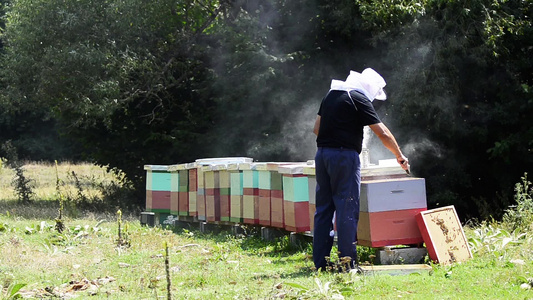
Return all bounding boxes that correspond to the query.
[0,0,531,219]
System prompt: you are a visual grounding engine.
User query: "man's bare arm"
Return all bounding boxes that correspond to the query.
[368,122,409,171]
[313,116,321,136]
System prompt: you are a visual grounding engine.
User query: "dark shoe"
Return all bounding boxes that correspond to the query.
[349,265,364,275]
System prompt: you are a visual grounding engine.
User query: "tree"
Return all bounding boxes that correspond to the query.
[1,0,226,202]
[354,0,533,219]
[0,0,530,218]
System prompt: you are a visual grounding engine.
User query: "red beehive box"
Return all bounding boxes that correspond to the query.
[357,208,426,247]
[270,189,284,228]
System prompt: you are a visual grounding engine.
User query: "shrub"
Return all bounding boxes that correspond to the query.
[502,173,533,232]
[11,165,35,204]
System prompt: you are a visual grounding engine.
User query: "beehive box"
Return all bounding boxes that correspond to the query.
[358,208,427,247]
[279,163,310,233]
[256,163,271,226]
[242,164,259,225]
[196,158,252,223]
[196,166,206,221]
[228,163,244,223]
[416,205,472,265]
[303,161,316,232]
[357,177,427,247]
[168,163,190,216]
[360,177,427,212]
[170,167,179,215]
[178,166,190,216]
[219,166,231,222]
[144,165,171,214]
[203,164,220,222]
[267,163,287,229]
[187,163,198,217]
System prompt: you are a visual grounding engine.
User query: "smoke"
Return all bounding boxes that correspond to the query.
[403,137,443,159]
[362,126,372,149]
[203,1,328,162]
[205,3,447,164]
[277,102,319,161]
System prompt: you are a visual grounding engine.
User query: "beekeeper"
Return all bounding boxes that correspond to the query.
[312,68,409,271]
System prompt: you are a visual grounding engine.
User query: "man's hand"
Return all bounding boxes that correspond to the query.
[397,155,410,174]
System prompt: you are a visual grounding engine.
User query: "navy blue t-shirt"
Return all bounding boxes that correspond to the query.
[316,90,381,153]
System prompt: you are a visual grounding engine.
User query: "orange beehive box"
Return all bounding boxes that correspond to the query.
[170,192,179,215]
[270,190,284,228]
[243,188,259,224]
[309,203,316,231]
[146,190,153,211]
[258,189,271,226]
[357,208,426,247]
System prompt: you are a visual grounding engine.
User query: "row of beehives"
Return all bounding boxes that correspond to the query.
[145,157,428,248]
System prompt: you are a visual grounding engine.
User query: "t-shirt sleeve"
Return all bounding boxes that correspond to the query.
[349,91,381,126]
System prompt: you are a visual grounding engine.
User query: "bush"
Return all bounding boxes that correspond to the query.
[12,165,35,204]
[502,173,533,232]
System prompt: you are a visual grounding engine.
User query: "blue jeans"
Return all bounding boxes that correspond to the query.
[313,147,361,270]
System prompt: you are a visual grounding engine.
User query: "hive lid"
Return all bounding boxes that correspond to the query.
[416,205,472,265]
[143,165,169,171]
[195,157,252,165]
[277,163,308,175]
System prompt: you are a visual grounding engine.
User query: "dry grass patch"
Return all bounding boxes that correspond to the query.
[0,161,117,202]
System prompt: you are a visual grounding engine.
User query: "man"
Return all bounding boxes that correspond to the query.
[312,68,409,271]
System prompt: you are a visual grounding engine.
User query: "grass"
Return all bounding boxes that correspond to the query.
[0,161,114,204]
[1,163,533,299]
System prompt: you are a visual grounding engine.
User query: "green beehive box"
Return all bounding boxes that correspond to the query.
[292,177,309,202]
[151,172,172,191]
[230,172,243,195]
[258,170,271,190]
[271,172,283,191]
[243,170,259,189]
[178,169,189,191]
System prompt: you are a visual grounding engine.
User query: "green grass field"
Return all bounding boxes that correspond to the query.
[1,163,532,299]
